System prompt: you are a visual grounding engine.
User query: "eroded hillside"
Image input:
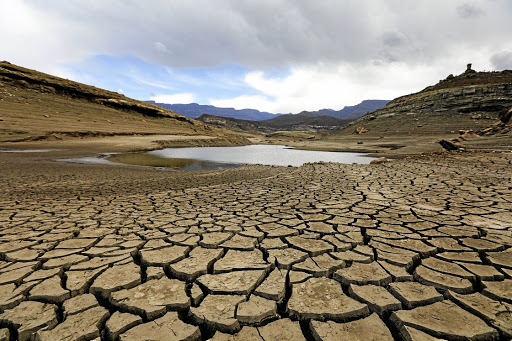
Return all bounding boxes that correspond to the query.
[317,66,512,156]
[0,61,247,145]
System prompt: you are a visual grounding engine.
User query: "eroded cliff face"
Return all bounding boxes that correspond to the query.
[340,69,512,137]
[374,79,512,118]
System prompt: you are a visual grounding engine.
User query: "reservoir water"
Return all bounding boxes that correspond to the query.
[105,144,375,171]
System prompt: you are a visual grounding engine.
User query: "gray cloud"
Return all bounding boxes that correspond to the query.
[491,51,512,70]
[382,31,408,47]
[457,3,484,18]
[0,0,510,68]
[1,0,509,71]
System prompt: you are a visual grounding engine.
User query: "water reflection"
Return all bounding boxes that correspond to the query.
[58,145,375,171]
[148,144,375,167]
[107,153,240,171]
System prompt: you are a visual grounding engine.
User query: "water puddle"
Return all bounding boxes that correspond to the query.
[145,144,375,167]
[56,145,375,171]
[106,153,241,171]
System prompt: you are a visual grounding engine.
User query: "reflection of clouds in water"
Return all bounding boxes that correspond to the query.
[149,145,375,167]
[107,153,240,171]
[56,145,375,171]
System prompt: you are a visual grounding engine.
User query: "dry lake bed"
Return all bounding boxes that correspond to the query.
[0,149,511,340]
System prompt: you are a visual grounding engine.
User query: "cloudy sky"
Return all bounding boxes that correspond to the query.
[2,0,511,113]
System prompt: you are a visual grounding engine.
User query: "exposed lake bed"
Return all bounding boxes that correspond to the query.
[2,147,511,341]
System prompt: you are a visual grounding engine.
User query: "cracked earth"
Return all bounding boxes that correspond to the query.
[0,152,511,340]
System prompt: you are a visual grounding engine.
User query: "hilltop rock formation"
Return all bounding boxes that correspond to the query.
[343,66,512,137]
[376,67,512,118]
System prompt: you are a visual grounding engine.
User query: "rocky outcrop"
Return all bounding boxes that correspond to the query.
[372,70,512,118]
[479,107,512,136]
[341,68,512,139]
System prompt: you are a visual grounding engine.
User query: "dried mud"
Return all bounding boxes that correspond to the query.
[0,150,511,340]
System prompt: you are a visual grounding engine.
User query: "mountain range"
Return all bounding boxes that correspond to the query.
[298,100,390,119]
[145,102,278,120]
[147,99,390,121]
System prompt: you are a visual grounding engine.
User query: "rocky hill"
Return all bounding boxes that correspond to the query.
[0,61,246,144]
[197,112,351,132]
[315,65,512,156]
[340,68,512,136]
[342,66,512,137]
[260,113,350,130]
[197,114,264,132]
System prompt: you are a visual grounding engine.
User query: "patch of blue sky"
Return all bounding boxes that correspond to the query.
[59,55,288,104]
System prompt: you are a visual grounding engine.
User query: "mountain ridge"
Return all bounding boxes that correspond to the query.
[298,100,390,119]
[146,101,280,121]
[148,99,389,121]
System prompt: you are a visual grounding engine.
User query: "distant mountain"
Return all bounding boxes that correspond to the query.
[299,100,390,120]
[147,99,389,122]
[146,101,280,121]
[197,112,351,132]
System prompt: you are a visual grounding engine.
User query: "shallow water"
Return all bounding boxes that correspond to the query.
[0,148,60,153]
[147,144,375,167]
[106,144,375,170]
[107,153,241,171]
